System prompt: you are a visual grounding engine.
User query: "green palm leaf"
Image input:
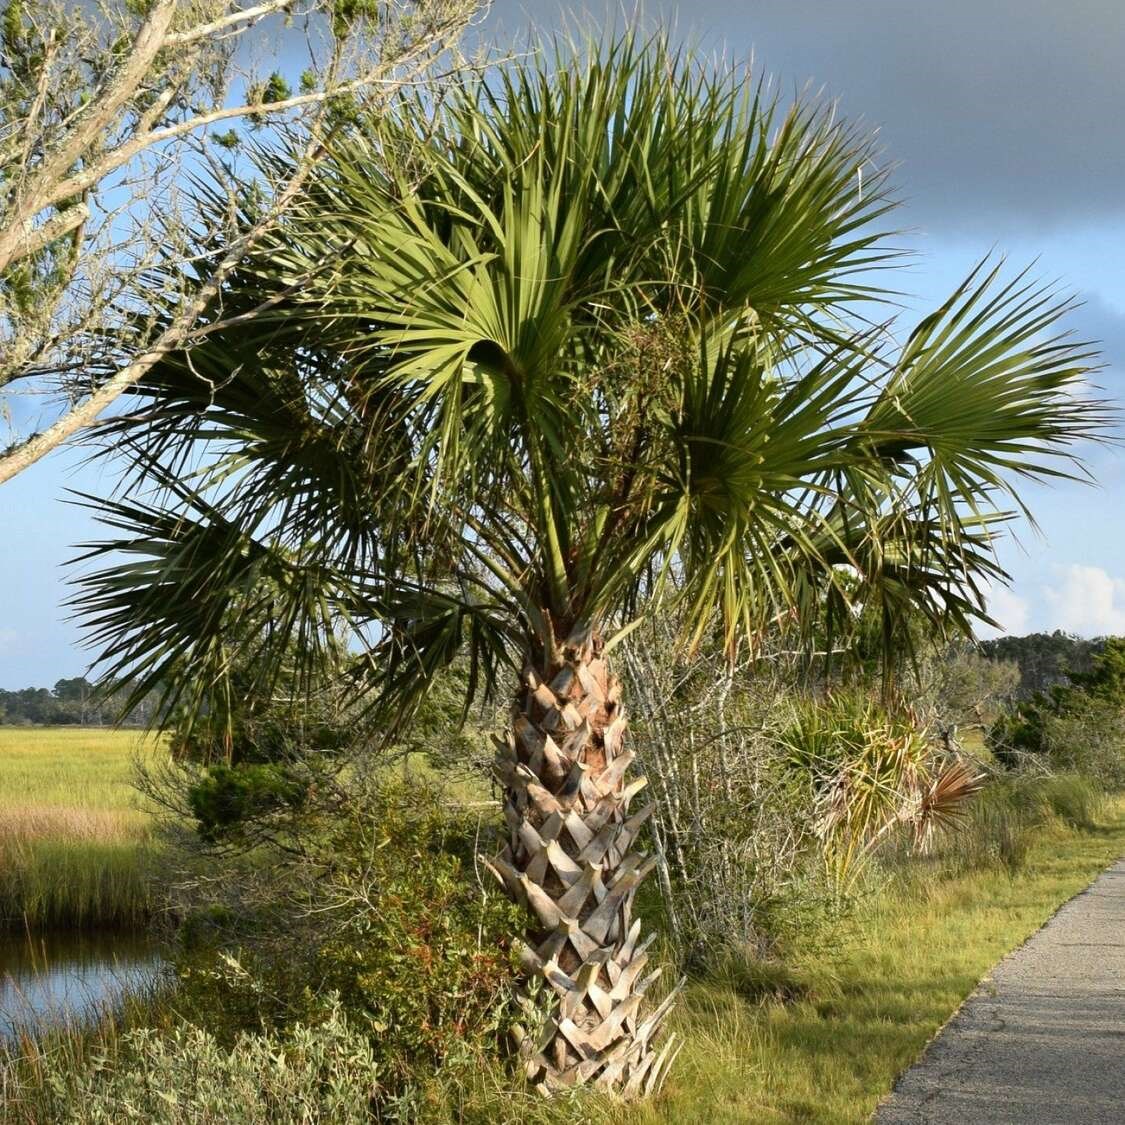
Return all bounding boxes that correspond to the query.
[71,32,1109,731]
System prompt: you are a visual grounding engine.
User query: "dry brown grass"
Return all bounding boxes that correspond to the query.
[0,805,139,844]
[0,729,165,927]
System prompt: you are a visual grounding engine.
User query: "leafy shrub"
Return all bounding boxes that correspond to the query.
[171,773,524,1106]
[778,693,963,886]
[187,763,310,843]
[1041,704,1125,790]
[40,1001,377,1124]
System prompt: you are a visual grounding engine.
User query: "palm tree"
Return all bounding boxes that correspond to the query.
[74,36,1109,1097]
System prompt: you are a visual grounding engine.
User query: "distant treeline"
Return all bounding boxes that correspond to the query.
[2,631,1102,726]
[0,678,158,727]
[980,631,1104,697]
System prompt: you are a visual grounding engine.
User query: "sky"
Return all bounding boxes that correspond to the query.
[3,0,1125,687]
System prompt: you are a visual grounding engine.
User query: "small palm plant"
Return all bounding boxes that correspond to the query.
[782,692,986,888]
[74,35,1109,1097]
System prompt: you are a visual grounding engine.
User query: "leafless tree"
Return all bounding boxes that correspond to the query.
[0,0,482,484]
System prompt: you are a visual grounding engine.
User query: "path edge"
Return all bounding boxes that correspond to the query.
[869,849,1125,1122]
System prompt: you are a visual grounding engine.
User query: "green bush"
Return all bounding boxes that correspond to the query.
[1042,704,1125,790]
[172,774,524,1106]
[781,692,935,887]
[40,1001,378,1124]
[187,763,310,843]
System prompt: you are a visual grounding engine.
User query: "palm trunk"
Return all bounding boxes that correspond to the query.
[486,621,680,1097]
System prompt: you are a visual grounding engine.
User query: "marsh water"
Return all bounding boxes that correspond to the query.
[0,929,161,1040]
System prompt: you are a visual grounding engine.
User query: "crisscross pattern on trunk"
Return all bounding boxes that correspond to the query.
[487,624,680,1096]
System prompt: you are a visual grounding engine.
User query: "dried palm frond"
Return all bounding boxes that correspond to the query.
[911,757,986,854]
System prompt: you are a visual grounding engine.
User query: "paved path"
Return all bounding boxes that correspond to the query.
[876,857,1125,1124]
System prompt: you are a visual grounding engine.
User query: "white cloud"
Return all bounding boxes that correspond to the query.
[1042,564,1125,636]
[977,584,1030,639]
[0,628,18,652]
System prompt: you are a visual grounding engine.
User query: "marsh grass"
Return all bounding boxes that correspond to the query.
[0,976,175,1124]
[0,729,164,928]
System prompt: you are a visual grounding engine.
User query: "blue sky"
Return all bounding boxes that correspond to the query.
[3,0,1125,687]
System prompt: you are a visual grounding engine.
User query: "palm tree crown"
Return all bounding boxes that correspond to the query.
[77,36,1105,713]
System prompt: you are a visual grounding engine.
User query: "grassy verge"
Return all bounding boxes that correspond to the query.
[619,795,1125,1125]
[0,729,162,928]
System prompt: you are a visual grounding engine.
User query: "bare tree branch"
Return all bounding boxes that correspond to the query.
[32,37,458,224]
[0,2,178,272]
[0,0,484,483]
[165,0,302,47]
[0,122,324,485]
[1,198,89,268]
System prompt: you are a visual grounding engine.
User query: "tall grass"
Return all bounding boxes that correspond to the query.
[0,729,164,928]
[920,772,1107,874]
[0,976,175,1123]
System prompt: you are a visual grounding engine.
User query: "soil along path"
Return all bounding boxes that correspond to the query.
[876,856,1125,1124]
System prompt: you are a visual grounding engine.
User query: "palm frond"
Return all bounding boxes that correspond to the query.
[912,757,987,853]
[70,34,1112,728]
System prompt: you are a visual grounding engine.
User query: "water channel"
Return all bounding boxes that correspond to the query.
[0,929,161,1041]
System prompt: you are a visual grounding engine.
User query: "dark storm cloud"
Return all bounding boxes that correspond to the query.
[486,1,1125,234]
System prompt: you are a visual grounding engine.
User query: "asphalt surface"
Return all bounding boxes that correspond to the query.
[876,856,1125,1124]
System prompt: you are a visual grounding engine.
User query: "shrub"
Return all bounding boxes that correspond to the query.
[170,772,524,1106]
[781,692,956,888]
[917,644,1021,733]
[621,628,829,964]
[987,705,1049,767]
[1041,703,1125,790]
[187,763,310,843]
[623,627,980,965]
[987,637,1125,788]
[39,1001,378,1124]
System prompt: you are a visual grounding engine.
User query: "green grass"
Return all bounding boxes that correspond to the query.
[0,728,165,928]
[617,796,1125,1125]
[956,726,988,756]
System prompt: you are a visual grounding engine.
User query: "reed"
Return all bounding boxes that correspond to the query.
[0,972,174,1123]
[0,729,164,929]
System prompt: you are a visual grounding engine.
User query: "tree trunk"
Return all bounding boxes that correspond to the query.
[486,621,680,1097]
